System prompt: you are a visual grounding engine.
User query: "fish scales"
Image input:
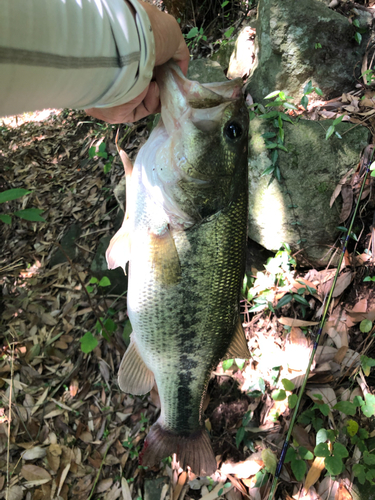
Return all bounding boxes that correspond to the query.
[106,62,249,475]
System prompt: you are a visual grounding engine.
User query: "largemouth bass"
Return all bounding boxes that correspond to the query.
[106,62,249,476]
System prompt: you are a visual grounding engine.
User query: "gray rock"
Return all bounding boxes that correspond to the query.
[248,117,369,265]
[187,58,227,83]
[144,476,169,500]
[247,0,367,105]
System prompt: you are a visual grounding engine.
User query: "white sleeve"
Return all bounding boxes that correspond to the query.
[0,0,155,117]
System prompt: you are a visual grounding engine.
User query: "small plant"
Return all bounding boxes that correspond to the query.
[139,413,148,431]
[326,115,344,140]
[0,188,45,225]
[89,142,114,174]
[275,281,316,317]
[352,18,366,45]
[184,26,207,51]
[370,161,375,177]
[364,276,375,282]
[285,445,314,481]
[360,69,375,86]
[236,410,252,448]
[86,276,111,294]
[337,225,358,241]
[123,437,141,459]
[314,42,322,49]
[300,80,323,110]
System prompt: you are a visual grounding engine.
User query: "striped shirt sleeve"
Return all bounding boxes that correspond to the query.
[0,0,155,117]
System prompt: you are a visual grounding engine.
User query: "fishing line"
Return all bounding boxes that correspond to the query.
[267,151,373,500]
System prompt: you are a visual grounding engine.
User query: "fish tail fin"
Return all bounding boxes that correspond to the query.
[139,422,217,476]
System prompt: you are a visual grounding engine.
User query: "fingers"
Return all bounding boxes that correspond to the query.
[85,82,161,123]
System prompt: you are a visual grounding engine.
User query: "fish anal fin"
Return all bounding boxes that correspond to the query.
[224,319,250,360]
[106,218,131,273]
[118,338,154,395]
[116,129,133,178]
[140,422,217,476]
[149,229,181,286]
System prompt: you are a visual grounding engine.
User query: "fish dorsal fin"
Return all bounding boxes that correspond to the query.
[118,337,155,395]
[224,318,250,360]
[106,135,134,272]
[149,228,181,286]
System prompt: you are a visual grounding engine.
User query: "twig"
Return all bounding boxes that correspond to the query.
[5,338,15,500]
[87,442,111,500]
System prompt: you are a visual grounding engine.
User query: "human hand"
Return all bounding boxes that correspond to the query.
[86,1,189,124]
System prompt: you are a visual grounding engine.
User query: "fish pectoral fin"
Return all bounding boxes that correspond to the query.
[224,318,251,360]
[149,228,181,286]
[106,218,131,273]
[118,337,155,395]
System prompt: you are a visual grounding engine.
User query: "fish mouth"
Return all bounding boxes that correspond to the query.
[155,62,244,138]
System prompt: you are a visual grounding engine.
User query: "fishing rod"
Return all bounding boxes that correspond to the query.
[267,152,373,500]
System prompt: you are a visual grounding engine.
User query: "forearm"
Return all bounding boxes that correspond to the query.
[0,0,155,117]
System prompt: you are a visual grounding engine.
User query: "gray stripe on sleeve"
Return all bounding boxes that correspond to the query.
[0,47,140,69]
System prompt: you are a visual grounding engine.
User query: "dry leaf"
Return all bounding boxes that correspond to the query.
[121,477,132,500]
[278,317,319,328]
[221,453,264,478]
[21,464,52,482]
[173,471,187,500]
[7,485,24,500]
[304,456,325,491]
[97,478,113,493]
[306,387,337,410]
[57,463,71,497]
[339,185,353,222]
[22,446,46,460]
[335,483,352,500]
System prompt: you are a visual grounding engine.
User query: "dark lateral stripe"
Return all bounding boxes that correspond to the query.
[0,46,140,69]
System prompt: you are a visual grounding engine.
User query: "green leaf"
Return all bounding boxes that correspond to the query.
[235,358,245,370]
[223,358,234,371]
[103,318,116,334]
[98,276,111,287]
[318,403,330,416]
[315,87,323,96]
[14,208,45,222]
[353,395,364,407]
[333,401,356,416]
[364,276,375,282]
[360,319,373,333]
[275,294,293,309]
[90,277,99,284]
[325,125,335,140]
[262,448,277,474]
[186,27,198,39]
[303,81,314,95]
[301,95,309,110]
[261,165,276,177]
[272,389,287,401]
[362,394,375,418]
[123,319,132,346]
[86,285,94,293]
[325,455,344,476]
[282,379,295,391]
[333,442,348,459]
[346,420,359,437]
[363,451,375,465]
[265,90,281,99]
[0,214,12,224]
[221,0,229,6]
[299,447,314,460]
[314,443,330,458]
[89,146,96,158]
[236,426,245,448]
[0,188,32,203]
[354,32,362,45]
[285,447,296,463]
[353,463,366,484]
[353,19,360,28]
[361,355,375,376]
[259,378,266,394]
[333,115,344,126]
[262,132,278,139]
[283,102,298,110]
[103,163,112,174]
[224,27,234,39]
[291,457,306,481]
[293,294,310,307]
[316,429,328,445]
[80,331,98,353]
[288,394,298,409]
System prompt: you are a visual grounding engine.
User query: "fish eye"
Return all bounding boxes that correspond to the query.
[225,122,243,140]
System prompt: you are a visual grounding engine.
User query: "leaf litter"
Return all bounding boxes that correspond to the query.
[0,62,375,500]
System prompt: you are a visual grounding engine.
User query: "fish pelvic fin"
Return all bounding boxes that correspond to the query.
[118,337,155,395]
[224,318,251,360]
[140,422,217,476]
[106,218,131,273]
